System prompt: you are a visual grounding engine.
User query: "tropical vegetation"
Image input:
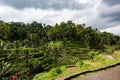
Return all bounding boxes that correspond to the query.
[0,20,120,80]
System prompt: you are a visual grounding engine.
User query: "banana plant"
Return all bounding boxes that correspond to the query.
[0,41,6,50]
[0,61,11,79]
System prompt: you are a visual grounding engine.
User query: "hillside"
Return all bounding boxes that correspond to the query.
[0,20,120,80]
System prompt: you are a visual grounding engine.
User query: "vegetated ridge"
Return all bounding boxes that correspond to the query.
[0,20,120,80]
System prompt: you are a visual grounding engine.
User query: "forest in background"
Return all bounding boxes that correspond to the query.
[0,20,120,79]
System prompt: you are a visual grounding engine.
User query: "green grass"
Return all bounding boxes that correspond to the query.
[32,50,120,80]
[48,41,64,47]
[33,66,66,80]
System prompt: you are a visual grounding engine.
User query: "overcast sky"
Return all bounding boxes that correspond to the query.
[0,0,120,35]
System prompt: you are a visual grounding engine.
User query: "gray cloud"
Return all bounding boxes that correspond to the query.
[0,0,84,10]
[102,0,120,6]
[97,1,120,29]
[100,11,120,22]
[0,0,120,35]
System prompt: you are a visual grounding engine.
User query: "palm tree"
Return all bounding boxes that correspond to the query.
[8,41,21,73]
[43,44,61,67]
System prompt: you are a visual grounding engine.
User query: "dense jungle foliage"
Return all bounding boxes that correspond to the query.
[0,20,120,79]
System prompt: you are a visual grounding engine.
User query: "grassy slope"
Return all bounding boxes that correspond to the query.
[32,41,120,80]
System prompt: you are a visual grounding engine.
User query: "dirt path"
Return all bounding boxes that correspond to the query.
[73,65,120,80]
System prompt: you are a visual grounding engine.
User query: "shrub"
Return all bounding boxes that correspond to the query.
[76,60,83,67]
[87,50,99,60]
[50,68,62,77]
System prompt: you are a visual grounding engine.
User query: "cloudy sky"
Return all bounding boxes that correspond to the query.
[0,0,120,35]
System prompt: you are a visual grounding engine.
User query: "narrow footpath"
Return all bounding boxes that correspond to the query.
[74,65,120,80]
